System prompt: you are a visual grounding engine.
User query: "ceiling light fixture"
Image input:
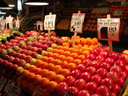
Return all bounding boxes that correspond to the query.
[25,0,49,6]
[0,0,12,9]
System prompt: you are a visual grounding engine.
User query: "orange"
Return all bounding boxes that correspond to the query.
[70,53,78,59]
[77,44,82,48]
[80,38,87,45]
[34,60,43,67]
[78,55,86,60]
[28,82,36,91]
[34,68,42,74]
[64,51,71,56]
[27,72,36,81]
[75,39,80,45]
[21,70,30,78]
[55,74,65,83]
[66,56,74,63]
[61,61,68,68]
[47,81,58,92]
[41,56,48,62]
[33,75,42,84]
[57,50,64,55]
[40,77,50,88]
[22,80,29,88]
[69,48,77,53]
[71,36,80,40]
[87,47,94,52]
[48,57,54,63]
[52,53,59,59]
[68,63,77,71]
[68,40,73,46]
[62,43,69,47]
[74,59,82,65]
[47,52,53,57]
[53,59,62,65]
[92,37,98,44]
[24,63,31,69]
[57,46,63,50]
[52,49,58,53]
[89,39,95,45]
[47,63,55,71]
[76,49,83,55]
[62,46,69,51]
[40,62,48,69]
[17,76,23,86]
[59,55,66,61]
[40,69,49,77]
[61,69,71,77]
[53,65,62,74]
[82,50,90,56]
[28,65,37,72]
[47,71,56,80]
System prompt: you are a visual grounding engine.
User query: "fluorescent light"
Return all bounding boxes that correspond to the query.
[25,2,49,6]
[0,7,12,9]
[9,4,15,7]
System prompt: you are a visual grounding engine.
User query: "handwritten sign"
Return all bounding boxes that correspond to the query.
[36,21,43,31]
[6,16,13,29]
[97,18,120,41]
[7,85,21,96]
[4,80,15,93]
[0,19,6,31]
[70,13,85,33]
[15,20,20,29]
[114,10,122,16]
[0,76,7,92]
[44,14,56,30]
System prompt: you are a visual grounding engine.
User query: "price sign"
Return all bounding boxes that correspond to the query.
[7,85,21,96]
[32,91,42,96]
[114,10,122,16]
[6,16,13,29]
[70,13,85,33]
[36,21,43,31]
[97,18,120,41]
[44,14,56,30]
[0,19,6,31]
[15,20,20,29]
[0,76,7,92]
[4,80,15,93]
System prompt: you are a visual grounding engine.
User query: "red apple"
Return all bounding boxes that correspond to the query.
[109,92,117,96]
[101,78,114,90]
[105,57,115,65]
[100,51,109,58]
[25,55,32,63]
[77,64,86,72]
[100,62,111,71]
[109,52,119,60]
[82,59,92,67]
[90,60,101,69]
[91,49,101,56]
[96,55,105,63]
[103,46,109,52]
[31,52,38,58]
[91,74,102,85]
[71,69,81,79]
[13,58,20,64]
[65,76,76,86]
[107,71,119,83]
[114,59,125,69]
[96,68,107,78]
[74,79,86,90]
[117,77,125,86]
[112,84,121,94]
[80,72,91,82]
[13,64,19,70]
[87,54,96,60]
[67,86,79,96]
[123,65,128,72]
[91,94,101,96]
[56,82,69,95]
[8,56,15,62]
[78,90,90,96]
[36,48,43,54]
[19,54,27,59]
[86,66,96,75]
[50,31,56,36]
[119,53,128,63]
[110,65,122,73]
[120,71,127,79]
[47,41,53,46]
[21,49,27,54]
[96,85,110,96]
[86,82,98,94]
[42,44,49,50]
[18,59,26,66]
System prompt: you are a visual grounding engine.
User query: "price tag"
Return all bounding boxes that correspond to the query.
[4,80,15,93]
[32,91,42,96]
[97,18,120,41]
[0,76,7,92]
[36,21,43,31]
[15,20,20,29]
[44,14,56,30]
[114,10,122,16]
[0,19,6,31]
[70,13,85,33]
[7,85,21,96]
[6,16,13,29]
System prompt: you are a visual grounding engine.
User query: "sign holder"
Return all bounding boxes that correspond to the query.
[48,12,52,41]
[72,11,81,48]
[16,16,20,33]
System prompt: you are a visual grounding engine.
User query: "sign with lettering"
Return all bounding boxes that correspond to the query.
[37,21,43,31]
[70,13,85,33]
[6,16,13,29]
[15,20,20,29]
[97,18,120,41]
[44,14,56,30]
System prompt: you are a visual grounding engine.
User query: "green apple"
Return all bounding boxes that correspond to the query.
[19,41,26,47]
[2,50,8,56]
[7,48,14,54]
[30,58,37,65]
[27,37,34,42]
[36,55,43,60]
[33,36,38,39]
[13,46,20,51]
[16,67,24,75]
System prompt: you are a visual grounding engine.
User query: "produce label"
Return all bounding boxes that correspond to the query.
[36,21,43,31]
[0,76,7,92]
[16,20,20,29]
[7,85,21,96]
[97,18,120,41]
[6,16,13,29]
[0,19,6,31]
[32,91,42,96]
[4,80,15,93]
[114,10,122,16]
[70,13,85,33]
[44,14,56,30]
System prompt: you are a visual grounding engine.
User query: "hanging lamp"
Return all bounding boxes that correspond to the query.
[25,0,49,6]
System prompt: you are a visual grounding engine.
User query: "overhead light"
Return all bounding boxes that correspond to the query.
[0,10,6,14]
[9,4,15,7]
[0,0,12,9]
[25,0,49,6]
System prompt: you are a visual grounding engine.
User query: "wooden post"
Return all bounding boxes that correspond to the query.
[72,11,81,48]
[17,16,19,32]
[48,12,52,41]
[107,14,113,53]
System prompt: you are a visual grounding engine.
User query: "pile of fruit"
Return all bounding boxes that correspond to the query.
[57,47,128,96]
